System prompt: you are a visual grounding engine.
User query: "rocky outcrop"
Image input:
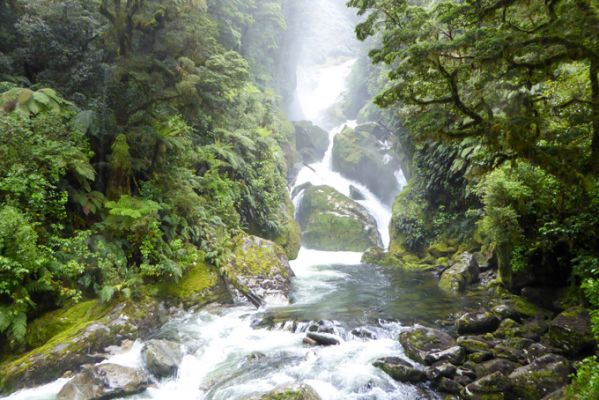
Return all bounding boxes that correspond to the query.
[223,235,295,307]
[439,252,479,294]
[331,124,400,204]
[141,339,183,379]
[547,306,595,356]
[57,363,151,400]
[296,184,382,251]
[294,121,329,164]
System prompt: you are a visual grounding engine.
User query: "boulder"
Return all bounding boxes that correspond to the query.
[464,371,511,399]
[331,124,400,204]
[373,357,426,383]
[456,312,500,334]
[223,235,295,307]
[305,332,341,346]
[57,363,151,400]
[293,121,329,164]
[457,337,491,354]
[547,306,595,356]
[474,358,521,378]
[141,339,183,378]
[399,326,456,364]
[439,253,479,294]
[508,354,571,400]
[436,377,463,395]
[296,185,382,251]
[424,346,466,366]
[260,384,321,400]
[426,362,457,380]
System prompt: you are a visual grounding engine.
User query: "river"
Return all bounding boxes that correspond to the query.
[4,1,485,399]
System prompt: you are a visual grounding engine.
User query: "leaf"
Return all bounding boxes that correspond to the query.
[16,89,33,106]
[10,312,27,340]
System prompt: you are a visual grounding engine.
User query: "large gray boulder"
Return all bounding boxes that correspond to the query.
[439,252,479,294]
[296,184,382,251]
[141,339,183,378]
[547,306,595,356]
[57,363,151,400]
[223,235,295,307]
[373,357,426,383]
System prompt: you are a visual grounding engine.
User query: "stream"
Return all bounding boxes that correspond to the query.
[3,2,488,399]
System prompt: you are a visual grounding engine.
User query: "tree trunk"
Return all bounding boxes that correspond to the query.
[590,59,599,173]
[497,243,513,290]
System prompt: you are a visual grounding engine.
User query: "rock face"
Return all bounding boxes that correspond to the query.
[57,363,151,400]
[224,235,295,307]
[294,121,329,164]
[439,252,479,294]
[373,357,426,383]
[547,306,595,356]
[296,184,382,251]
[398,326,457,364]
[331,124,400,204]
[141,339,183,378]
[259,384,321,400]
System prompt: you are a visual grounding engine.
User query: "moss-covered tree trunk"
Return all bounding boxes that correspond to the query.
[590,59,599,173]
[497,243,513,290]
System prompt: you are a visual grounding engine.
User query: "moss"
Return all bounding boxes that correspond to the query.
[427,241,456,258]
[25,300,106,349]
[261,391,305,400]
[153,261,225,306]
[231,235,288,277]
[273,197,301,260]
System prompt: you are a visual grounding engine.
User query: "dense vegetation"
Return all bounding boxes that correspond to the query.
[348,0,599,396]
[0,0,296,348]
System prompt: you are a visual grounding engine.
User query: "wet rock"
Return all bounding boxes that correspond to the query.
[436,377,463,395]
[349,185,366,201]
[399,326,456,364]
[424,346,466,366]
[223,235,295,307]
[542,387,566,400]
[305,332,341,346]
[457,337,491,354]
[524,342,562,363]
[547,306,595,356]
[426,362,457,380]
[302,336,319,346]
[439,253,479,294]
[492,304,523,322]
[464,371,510,399]
[57,363,151,400]
[467,351,493,363]
[508,354,571,399]
[308,320,339,335]
[373,357,426,383]
[260,383,322,400]
[331,124,401,204]
[351,327,377,340]
[492,343,525,364]
[474,358,521,378]
[456,312,500,334]
[294,121,329,164]
[141,339,183,379]
[296,185,383,251]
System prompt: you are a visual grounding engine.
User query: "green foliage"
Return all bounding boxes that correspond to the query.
[568,356,599,400]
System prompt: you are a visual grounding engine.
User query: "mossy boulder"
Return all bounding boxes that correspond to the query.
[293,121,329,164]
[547,306,595,356]
[399,326,457,364]
[439,253,480,295]
[259,384,321,400]
[297,184,382,251]
[373,357,426,383]
[0,297,166,394]
[223,235,295,307]
[464,371,511,399]
[508,354,571,399]
[331,124,400,204]
[272,196,301,260]
[141,339,183,378]
[456,312,500,335]
[388,182,427,255]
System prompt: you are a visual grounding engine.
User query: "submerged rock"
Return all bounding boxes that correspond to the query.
[296,184,382,251]
[223,235,295,307]
[305,332,341,346]
[373,357,426,383]
[331,124,400,204]
[349,185,366,201]
[57,363,151,400]
[439,252,479,294]
[399,326,456,364]
[141,339,183,378]
[547,306,595,356]
[293,121,329,164]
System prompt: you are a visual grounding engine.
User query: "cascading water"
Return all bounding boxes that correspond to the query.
[3,2,478,400]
